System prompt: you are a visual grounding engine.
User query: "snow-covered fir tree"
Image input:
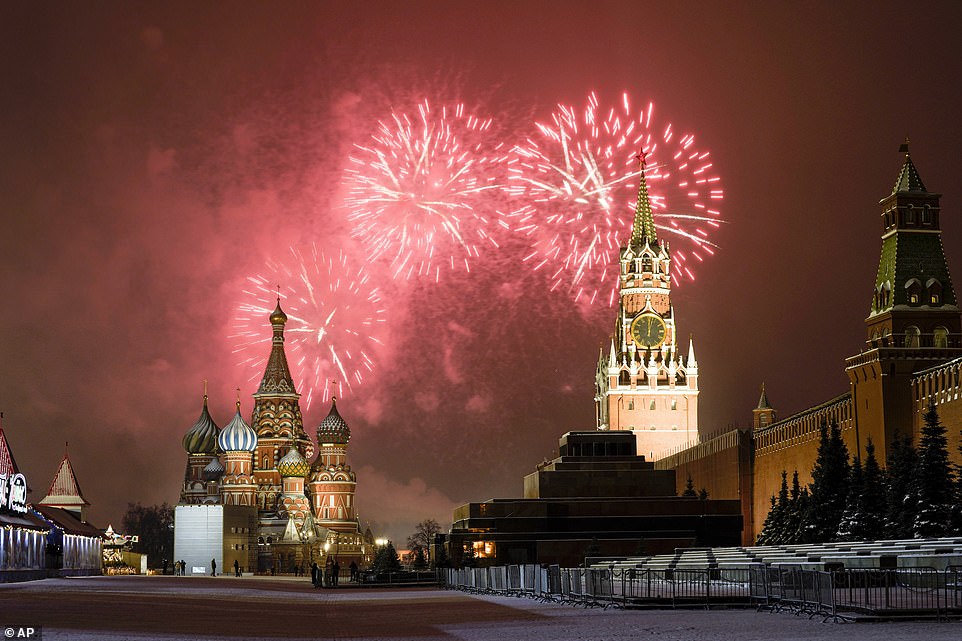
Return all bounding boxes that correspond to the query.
[857,439,886,539]
[884,431,917,539]
[912,403,955,538]
[802,421,850,543]
[836,456,864,541]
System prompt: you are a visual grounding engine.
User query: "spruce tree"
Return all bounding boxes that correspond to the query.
[756,495,778,545]
[857,439,886,540]
[913,402,955,538]
[781,471,804,544]
[772,471,790,544]
[884,431,917,538]
[802,421,850,543]
[682,474,697,497]
[836,457,864,541]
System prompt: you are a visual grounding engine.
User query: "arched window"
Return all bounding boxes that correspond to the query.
[905,279,922,305]
[904,326,921,348]
[927,279,943,305]
[934,327,949,349]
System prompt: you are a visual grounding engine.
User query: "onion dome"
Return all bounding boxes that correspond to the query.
[203,457,224,481]
[217,400,257,453]
[269,298,288,325]
[183,394,220,454]
[316,397,350,444]
[277,445,310,478]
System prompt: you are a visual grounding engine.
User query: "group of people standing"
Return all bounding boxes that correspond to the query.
[162,559,189,576]
[310,558,359,588]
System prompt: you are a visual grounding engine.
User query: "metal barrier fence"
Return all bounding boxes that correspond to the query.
[446,564,962,617]
[446,565,753,608]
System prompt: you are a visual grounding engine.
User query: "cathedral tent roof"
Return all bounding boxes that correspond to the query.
[257,299,298,395]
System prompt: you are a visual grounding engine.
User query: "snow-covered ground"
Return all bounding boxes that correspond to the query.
[2,576,960,640]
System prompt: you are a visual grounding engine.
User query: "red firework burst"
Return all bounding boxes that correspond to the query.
[230,245,386,409]
[505,92,724,305]
[343,100,512,282]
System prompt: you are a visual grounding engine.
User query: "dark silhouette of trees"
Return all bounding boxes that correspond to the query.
[884,431,917,539]
[406,519,443,563]
[755,407,962,545]
[912,403,955,537]
[372,541,402,575]
[121,502,173,567]
[837,456,864,541]
[681,475,697,497]
[857,439,886,539]
[802,421,850,543]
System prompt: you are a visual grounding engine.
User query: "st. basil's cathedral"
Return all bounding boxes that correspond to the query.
[175,299,371,574]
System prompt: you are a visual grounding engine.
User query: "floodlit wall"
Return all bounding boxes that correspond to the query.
[174,504,257,575]
[175,504,224,575]
[63,533,101,571]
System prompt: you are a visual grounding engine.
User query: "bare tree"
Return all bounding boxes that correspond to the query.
[406,519,443,561]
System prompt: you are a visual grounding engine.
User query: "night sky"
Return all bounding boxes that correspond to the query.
[2,2,962,544]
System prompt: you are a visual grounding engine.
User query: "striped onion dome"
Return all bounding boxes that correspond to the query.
[183,396,220,454]
[277,445,310,478]
[203,457,224,481]
[316,398,350,444]
[217,403,257,453]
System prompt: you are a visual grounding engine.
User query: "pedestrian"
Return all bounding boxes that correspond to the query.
[180,560,186,576]
[162,559,168,575]
[311,561,319,588]
[349,560,358,582]
[233,559,240,577]
[211,558,216,577]
[332,559,340,587]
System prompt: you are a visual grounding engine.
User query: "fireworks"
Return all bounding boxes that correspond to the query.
[230,246,386,409]
[343,100,512,282]
[505,92,724,305]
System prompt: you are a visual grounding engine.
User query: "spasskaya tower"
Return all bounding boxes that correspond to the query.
[594,152,699,460]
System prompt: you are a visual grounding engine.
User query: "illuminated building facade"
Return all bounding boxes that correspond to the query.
[176,300,370,575]
[595,153,699,460]
[0,418,102,582]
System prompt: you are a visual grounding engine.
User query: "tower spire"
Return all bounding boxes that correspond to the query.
[630,148,658,249]
[892,137,927,194]
[257,296,296,395]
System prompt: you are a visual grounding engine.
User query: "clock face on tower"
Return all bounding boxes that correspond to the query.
[630,313,667,348]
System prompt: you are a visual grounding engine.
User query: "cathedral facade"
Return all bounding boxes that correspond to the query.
[595,152,699,460]
[176,300,371,574]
